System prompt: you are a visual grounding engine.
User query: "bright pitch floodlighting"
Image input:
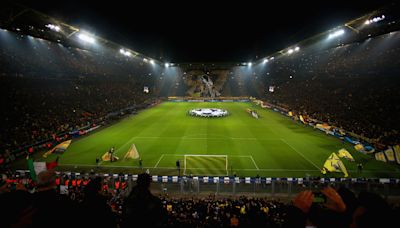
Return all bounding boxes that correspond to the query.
[45,24,61,32]
[165,63,170,67]
[150,59,155,64]
[287,49,294,54]
[263,58,268,63]
[248,62,252,66]
[328,29,345,39]
[295,46,300,51]
[78,33,95,44]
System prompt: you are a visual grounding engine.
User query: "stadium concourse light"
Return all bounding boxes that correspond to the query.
[328,29,345,39]
[78,33,95,44]
[45,24,61,32]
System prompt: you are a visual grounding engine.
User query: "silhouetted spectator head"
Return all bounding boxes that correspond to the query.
[337,186,358,214]
[352,191,393,228]
[358,191,389,211]
[36,170,56,190]
[137,173,151,189]
[84,177,102,196]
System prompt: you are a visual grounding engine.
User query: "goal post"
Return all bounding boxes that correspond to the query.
[183,154,228,175]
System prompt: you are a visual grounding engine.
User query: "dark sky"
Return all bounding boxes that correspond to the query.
[16,0,394,62]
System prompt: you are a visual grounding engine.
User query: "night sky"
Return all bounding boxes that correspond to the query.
[16,0,394,62]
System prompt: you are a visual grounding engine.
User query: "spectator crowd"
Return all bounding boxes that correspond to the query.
[0,29,159,157]
[260,31,400,146]
[1,171,399,227]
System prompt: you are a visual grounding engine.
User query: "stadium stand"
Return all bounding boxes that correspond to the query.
[260,31,400,147]
[0,29,158,159]
[0,172,399,227]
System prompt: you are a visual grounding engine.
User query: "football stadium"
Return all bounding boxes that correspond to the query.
[1,1,400,227]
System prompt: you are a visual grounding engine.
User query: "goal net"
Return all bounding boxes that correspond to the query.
[183,154,228,176]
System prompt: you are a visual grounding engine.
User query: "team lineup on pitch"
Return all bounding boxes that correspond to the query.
[33,102,399,178]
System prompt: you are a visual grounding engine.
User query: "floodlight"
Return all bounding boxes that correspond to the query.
[119,49,131,57]
[165,63,170,67]
[78,33,95,44]
[364,15,385,26]
[328,29,344,39]
[45,24,61,32]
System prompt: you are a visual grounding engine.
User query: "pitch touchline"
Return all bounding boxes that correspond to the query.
[59,163,316,172]
[160,154,253,158]
[130,136,281,140]
[58,164,400,173]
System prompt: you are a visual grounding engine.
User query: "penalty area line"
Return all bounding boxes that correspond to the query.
[154,154,165,168]
[250,156,260,170]
[280,139,321,171]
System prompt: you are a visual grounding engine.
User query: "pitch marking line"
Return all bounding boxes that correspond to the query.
[160,154,252,158]
[154,154,165,168]
[146,154,261,171]
[280,139,321,171]
[58,163,400,173]
[129,136,281,140]
[250,155,260,170]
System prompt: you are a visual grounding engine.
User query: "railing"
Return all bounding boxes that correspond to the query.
[13,170,400,199]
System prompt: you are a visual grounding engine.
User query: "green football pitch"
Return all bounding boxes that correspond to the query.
[19,102,400,178]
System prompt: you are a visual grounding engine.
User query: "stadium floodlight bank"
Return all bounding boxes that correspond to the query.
[183,154,228,176]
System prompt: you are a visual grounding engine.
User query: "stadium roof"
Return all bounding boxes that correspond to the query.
[2,0,399,64]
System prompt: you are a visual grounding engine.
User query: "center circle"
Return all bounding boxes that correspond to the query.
[188,108,229,118]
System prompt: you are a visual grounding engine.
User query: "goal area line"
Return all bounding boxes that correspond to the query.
[152,154,260,176]
[183,154,228,176]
